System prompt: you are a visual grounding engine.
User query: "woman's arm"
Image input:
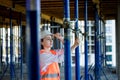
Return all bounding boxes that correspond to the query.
[54,33,80,51]
[71,38,80,52]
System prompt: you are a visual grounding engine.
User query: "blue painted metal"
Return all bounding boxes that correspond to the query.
[26,0,40,80]
[94,5,101,80]
[80,74,93,80]
[104,31,107,66]
[99,19,102,67]
[64,31,72,80]
[19,13,23,80]
[88,74,94,80]
[100,68,109,80]
[63,0,72,80]
[5,27,8,66]
[84,0,88,80]
[74,0,80,80]
[0,29,2,74]
[9,8,15,80]
[63,0,70,19]
[103,23,107,66]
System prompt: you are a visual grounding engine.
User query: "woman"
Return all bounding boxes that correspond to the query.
[40,30,79,80]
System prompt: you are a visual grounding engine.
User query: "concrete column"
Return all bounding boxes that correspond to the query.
[116,2,120,80]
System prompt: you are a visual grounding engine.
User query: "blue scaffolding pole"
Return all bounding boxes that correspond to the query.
[94,5,101,80]
[63,0,72,80]
[84,0,88,80]
[4,25,9,76]
[103,22,106,66]
[99,18,102,67]
[74,0,80,80]
[9,8,15,80]
[26,0,40,80]
[19,13,23,80]
[0,28,2,75]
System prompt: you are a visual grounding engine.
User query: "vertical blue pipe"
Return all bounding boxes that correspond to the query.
[10,8,15,80]
[101,21,106,66]
[104,23,107,66]
[19,13,23,80]
[26,0,40,80]
[94,6,101,80]
[74,0,80,80]
[64,0,70,19]
[63,0,71,80]
[84,0,88,80]
[0,29,2,73]
[6,27,8,65]
[99,19,102,67]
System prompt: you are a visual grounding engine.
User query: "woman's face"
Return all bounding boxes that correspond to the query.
[41,35,53,49]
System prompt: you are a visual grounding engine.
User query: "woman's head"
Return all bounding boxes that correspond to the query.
[40,30,53,49]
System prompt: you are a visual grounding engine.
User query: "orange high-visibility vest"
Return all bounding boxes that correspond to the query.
[40,50,60,80]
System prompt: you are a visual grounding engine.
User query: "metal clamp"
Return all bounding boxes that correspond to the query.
[63,18,70,29]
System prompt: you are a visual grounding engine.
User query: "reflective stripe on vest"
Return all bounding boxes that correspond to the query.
[41,73,59,78]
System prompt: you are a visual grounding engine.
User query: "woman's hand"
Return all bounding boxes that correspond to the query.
[71,38,80,52]
[54,33,63,39]
[54,33,64,43]
[74,38,80,46]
